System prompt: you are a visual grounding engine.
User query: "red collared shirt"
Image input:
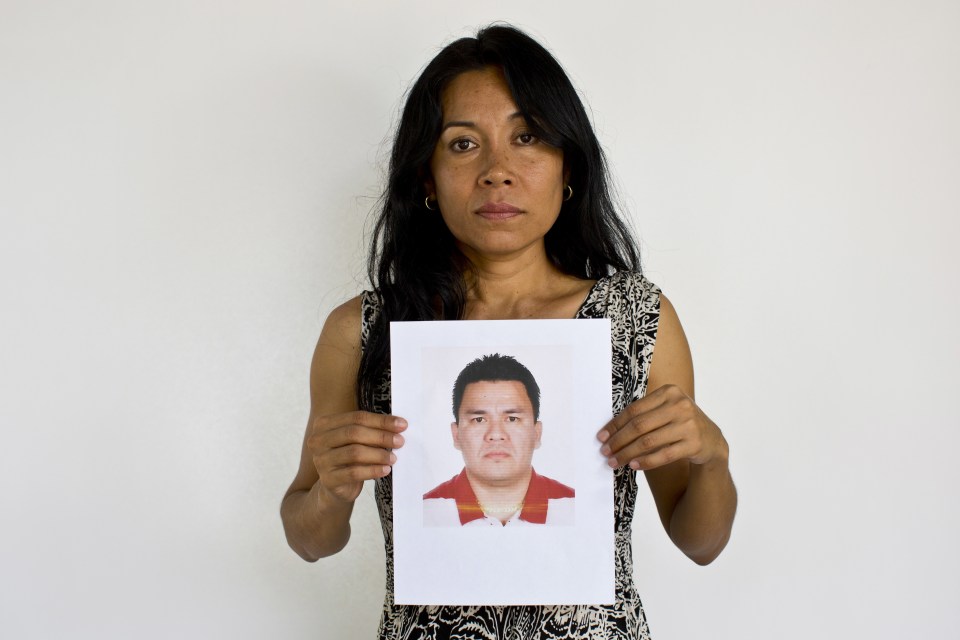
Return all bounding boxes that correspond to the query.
[422,468,575,527]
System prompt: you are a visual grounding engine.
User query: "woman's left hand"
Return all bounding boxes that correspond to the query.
[597,383,729,471]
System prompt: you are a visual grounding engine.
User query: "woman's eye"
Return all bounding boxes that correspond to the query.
[517,132,537,145]
[451,139,476,152]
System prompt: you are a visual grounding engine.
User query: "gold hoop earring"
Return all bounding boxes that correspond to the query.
[424,196,437,211]
[564,185,573,201]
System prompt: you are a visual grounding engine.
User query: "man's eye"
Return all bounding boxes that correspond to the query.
[507,416,519,422]
[472,417,485,423]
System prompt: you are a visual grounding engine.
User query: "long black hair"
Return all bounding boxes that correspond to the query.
[358,24,640,408]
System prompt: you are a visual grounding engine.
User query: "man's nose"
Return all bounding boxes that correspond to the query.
[484,419,507,440]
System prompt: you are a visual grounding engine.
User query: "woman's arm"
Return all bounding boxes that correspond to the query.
[598,293,737,565]
[280,297,407,561]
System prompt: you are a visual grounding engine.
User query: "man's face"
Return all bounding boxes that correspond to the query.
[451,380,542,488]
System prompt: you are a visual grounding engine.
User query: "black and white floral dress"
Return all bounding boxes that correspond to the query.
[361,271,661,640]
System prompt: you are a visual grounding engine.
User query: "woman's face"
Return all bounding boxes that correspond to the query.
[428,66,566,263]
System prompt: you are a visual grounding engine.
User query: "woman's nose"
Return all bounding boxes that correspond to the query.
[479,147,514,187]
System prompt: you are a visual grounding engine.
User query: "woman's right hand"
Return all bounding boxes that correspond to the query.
[282,297,400,559]
[307,410,407,504]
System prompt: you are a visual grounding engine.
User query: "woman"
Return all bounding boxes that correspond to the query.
[281,24,736,639]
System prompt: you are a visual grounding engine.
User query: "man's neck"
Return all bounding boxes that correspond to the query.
[465,469,533,524]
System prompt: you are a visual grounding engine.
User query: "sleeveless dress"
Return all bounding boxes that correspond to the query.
[360,271,661,640]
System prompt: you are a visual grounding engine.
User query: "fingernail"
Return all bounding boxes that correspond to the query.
[395,418,408,429]
[607,458,618,469]
[382,465,392,476]
[597,430,610,443]
[389,453,397,464]
[600,445,611,456]
[393,434,404,447]
[629,460,640,470]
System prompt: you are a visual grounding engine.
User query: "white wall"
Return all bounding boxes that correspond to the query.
[2,1,957,638]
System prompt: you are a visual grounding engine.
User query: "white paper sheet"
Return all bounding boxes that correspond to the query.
[390,319,614,606]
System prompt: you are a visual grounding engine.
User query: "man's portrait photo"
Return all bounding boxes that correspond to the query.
[391,319,612,603]
[423,353,575,527]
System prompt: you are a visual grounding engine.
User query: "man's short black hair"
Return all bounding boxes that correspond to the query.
[451,353,541,421]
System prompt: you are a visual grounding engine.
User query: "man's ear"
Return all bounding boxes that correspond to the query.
[534,421,543,449]
[450,422,461,450]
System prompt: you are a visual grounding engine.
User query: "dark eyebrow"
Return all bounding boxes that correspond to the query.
[440,112,524,133]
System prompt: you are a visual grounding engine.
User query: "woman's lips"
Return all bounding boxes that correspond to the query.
[476,202,522,219]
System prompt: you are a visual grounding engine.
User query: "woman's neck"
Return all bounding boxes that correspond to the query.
[461,248,594,320]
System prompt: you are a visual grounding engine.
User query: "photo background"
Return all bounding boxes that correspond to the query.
[1,1,958,638]
[420,346,576,498]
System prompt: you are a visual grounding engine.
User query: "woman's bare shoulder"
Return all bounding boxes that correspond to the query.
[310,296,364,399]
[648,291,694,397]
[319,296,363,350]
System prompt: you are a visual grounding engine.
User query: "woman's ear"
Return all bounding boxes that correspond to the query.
[419,165,435,198]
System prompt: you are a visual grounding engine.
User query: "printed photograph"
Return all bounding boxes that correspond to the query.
[421,351,575,528]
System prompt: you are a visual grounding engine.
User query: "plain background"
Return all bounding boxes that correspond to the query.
[1,1,957,638]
